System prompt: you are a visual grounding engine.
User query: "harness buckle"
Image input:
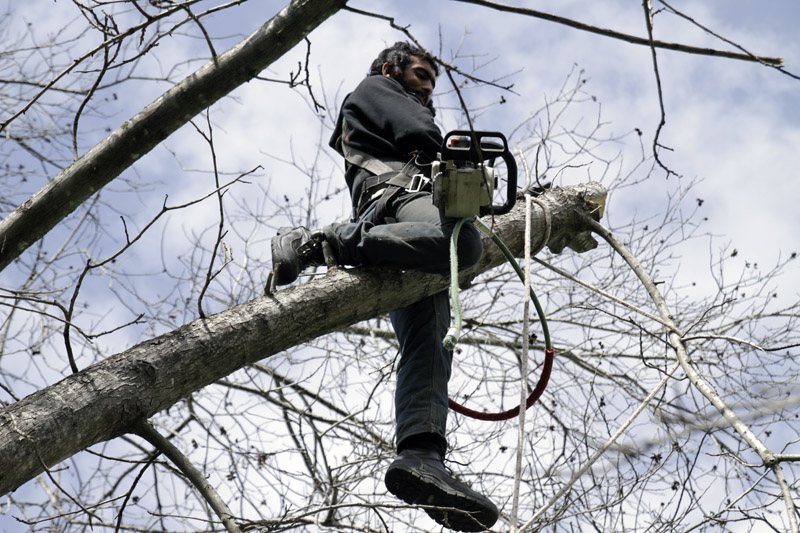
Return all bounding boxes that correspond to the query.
[406,173,430,193]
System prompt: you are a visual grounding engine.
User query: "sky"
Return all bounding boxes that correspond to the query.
[2,0,800,531]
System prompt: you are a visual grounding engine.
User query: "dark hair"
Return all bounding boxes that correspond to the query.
[368,41,438,78]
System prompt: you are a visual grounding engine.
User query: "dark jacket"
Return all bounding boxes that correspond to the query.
[329,75,443,210]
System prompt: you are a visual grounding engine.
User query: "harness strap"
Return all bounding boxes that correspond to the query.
[342,142,397,176]
[342,142,429,219]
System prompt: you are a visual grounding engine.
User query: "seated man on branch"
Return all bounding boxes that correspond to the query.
[271,41,498,532]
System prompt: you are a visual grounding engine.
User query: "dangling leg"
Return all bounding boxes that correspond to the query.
[390,290,452,453]
[385,290,499,532]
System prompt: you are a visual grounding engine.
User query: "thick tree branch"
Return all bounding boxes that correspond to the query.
[0,182,606,496]
[657,0,799,80]
[0,0,348,273]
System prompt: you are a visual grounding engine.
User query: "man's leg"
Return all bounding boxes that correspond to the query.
[365,195,497,532]
[272,193,483,285]
[390,290,451,453]
[321,193,486,452]
[386,284,499,532]
[271,193,497,529]
[327,193,482,449]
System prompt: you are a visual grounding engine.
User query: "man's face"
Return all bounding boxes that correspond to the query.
[384,56,437,106]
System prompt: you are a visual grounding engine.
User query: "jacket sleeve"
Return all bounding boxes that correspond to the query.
[337,75,443,162]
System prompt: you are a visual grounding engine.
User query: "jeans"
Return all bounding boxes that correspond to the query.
[323,192,484,451]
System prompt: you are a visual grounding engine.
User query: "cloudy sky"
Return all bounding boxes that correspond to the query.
[4,0,799,415]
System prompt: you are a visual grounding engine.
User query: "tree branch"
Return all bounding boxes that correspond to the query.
[642,0,679,178]
[657,0,799,80]
[519,359,681,532]
[132,420,242,533]
[584,215,800,533]
[454,0,784,66]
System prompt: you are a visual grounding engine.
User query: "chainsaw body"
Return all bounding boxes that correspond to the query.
[431,130,517,218]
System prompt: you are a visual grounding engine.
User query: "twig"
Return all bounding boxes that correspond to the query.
[531,257,677,331]
[680,334,800,353]
[72,16,119,161]
[301,38,325,112]
[642,1,678,178]
[114,452,161,533]
[444,68,477,132]
[58,171,251,368]
[193,113,231,319]
[657,0,798,80]
[132,419,242,533]
[342,5,516,92]
[182,4,217,61]
[0,1,205,133]
[519,359,681,531]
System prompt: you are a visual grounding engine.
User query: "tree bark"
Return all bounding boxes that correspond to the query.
[0,0,348,273]
[0,182,605,496]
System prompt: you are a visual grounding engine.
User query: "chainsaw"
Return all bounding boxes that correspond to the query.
[431,130,518,218]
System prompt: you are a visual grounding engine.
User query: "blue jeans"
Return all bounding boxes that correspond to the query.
[323,192,483,451]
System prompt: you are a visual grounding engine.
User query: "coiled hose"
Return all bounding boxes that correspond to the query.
[445,217,555,422]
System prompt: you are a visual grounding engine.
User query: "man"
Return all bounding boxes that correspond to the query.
[271,41,498,532]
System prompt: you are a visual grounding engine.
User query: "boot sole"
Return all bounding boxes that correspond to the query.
[385,463,497,532]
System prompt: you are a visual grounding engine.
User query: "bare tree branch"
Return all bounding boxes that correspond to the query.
[454,0,784,66]
[132,420,242,533]
[584,215,800,533]
[657,0,799,80]
[642,0,678,178]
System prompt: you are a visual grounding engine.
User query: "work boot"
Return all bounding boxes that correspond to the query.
[271,226,326,286]
[385,447,499,532]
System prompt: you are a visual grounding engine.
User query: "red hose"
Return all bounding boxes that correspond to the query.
[448,348,555,421]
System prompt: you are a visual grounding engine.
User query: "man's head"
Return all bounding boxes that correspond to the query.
[369,41,438,107]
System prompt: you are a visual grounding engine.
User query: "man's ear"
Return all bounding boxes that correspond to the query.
[381,62,394,78]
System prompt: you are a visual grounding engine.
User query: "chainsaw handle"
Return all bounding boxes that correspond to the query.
[485,146,517,216]
[440,130,517,216]
[441,130,508,162]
